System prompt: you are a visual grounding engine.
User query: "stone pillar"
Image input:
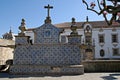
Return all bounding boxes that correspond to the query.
[15,18,30,45]
[15,36,30,45]
[68,18,82,44]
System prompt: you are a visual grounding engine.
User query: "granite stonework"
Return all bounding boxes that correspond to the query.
[10,18,84,74]
[0,39,14,65]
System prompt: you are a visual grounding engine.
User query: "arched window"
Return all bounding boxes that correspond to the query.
[100,49,105,57]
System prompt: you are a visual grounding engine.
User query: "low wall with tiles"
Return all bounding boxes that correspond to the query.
[13,44,81,66]
[82,60,120,72]
[10,65,84,75]
[10,43,84,74]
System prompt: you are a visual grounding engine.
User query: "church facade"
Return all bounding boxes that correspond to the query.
[25,17,120,60]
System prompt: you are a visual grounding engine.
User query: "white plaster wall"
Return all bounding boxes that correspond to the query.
[25,31,35,43]
[93,28,120,59]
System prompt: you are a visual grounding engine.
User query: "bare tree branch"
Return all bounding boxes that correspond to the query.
[82,0,120,25]
[82,0,100,15]
[97,0,102,10]
[103,14,111,25]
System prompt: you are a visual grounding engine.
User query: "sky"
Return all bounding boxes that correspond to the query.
[0,0,107,38]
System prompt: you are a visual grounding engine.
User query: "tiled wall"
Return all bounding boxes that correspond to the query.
[15,37,29,44]
[14,44,81,66]
[10,23,84,74]
[34,24,61,44]
[10,65,84,74]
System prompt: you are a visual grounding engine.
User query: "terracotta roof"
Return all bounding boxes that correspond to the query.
[26,21,120,31]
[55,21,120,29]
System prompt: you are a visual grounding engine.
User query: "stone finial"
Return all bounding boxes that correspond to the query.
[44,4,53,24]
[86,16,89,22]
[72,17,76,25]
[70,17,78,35]
[18,18,26,36]
[44,17,52,24]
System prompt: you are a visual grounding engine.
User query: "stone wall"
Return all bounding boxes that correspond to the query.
[82,60,120,72]
[0,47,14,65]
[0,39,15,46]
[0,39,15,65]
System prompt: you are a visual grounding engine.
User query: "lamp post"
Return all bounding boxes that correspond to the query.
[82,0,120,25]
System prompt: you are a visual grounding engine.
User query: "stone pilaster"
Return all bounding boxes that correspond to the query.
[68,18,82,44]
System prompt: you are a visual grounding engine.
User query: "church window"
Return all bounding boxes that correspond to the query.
[112,34,118,43]
[113,48,119,56]
[100,49,105,57]
[99,34,104,43]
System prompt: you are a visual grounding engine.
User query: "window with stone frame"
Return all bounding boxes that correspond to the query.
[99,34,104,43]
[113,48,119,56]
[112,34,118,43]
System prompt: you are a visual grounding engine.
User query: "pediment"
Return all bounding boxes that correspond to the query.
[33,23,61,44]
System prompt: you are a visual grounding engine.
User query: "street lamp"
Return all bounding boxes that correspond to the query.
[82,0,120,25]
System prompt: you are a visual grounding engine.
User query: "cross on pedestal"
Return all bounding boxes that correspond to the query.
[44,4,53,17]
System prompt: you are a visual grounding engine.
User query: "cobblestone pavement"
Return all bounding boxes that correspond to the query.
[0,73,120,80]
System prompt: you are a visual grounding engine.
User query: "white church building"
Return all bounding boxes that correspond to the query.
[24,17,120,60]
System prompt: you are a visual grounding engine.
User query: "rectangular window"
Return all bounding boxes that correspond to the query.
[99,34,104,43]
[113,48,119,56]
[112,34,118,43]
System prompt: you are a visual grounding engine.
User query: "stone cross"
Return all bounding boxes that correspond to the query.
[44,4,53,17]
